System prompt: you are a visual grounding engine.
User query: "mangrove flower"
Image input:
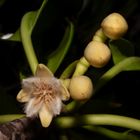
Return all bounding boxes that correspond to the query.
[84,41,111,68]
[17,64,70,127]
[69,75,93,101]
[101,13,128,40]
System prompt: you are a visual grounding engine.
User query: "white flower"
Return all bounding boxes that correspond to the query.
[17,64,70,127]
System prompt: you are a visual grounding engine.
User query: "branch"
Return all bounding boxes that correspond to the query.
[0,117,41,140]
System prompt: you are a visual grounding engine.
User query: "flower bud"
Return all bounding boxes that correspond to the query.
[101,13,128,40]
[84,41,111,68]
[69,76,93,101]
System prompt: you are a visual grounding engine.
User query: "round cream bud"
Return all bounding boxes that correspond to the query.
[69,76,93,101]
[101,13,128,40]
[84,41,111,68]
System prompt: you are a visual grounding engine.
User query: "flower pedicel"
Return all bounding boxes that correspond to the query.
[17,64,70,127]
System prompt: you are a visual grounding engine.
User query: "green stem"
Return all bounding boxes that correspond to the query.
[55,114,140,132]
[0,114,25,124]
[72,57,90,77]
[92,28,107,42]
[84,126,139,140]
[64,101,83,112]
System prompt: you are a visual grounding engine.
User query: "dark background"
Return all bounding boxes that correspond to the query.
[0,0,140,139]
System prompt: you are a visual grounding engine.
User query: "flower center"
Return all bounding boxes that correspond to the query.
[31,78,58,102]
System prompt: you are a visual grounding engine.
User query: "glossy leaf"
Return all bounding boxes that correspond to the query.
[60,60,78,79]
[95,57,140,93]
[47,20,74,73]
[8,29,21,41]
[20,0,47,74]
[109,38,134,64]
[20,11,38,74]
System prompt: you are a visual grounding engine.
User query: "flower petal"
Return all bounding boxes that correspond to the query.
[35,64,53,77]
[25,97,43,117]
[39,105,53,127]
[45,95,62,115]
[16,89,30,102]
[59,80,70,101]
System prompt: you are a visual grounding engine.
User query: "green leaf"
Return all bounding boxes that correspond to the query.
[20,0,47,74]
[60,60,78,79]
[8,29,21,42]
[109,38,135,64]
[20,11,38,74]
[47,20,74,73]
[95,57,140,93]
[0,0,6,7]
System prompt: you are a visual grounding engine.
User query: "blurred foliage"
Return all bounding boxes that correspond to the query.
[109,39,135,64]
[0,0,140,139]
